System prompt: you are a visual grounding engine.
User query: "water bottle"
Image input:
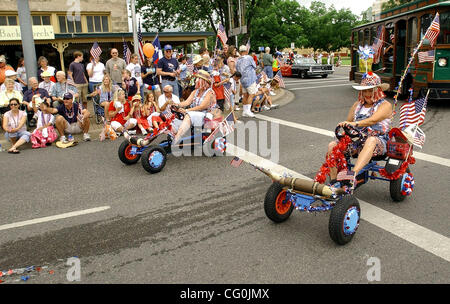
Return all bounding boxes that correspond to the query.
[68,134,74,142]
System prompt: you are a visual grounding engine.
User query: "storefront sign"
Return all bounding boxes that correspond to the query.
[0,26,55,41]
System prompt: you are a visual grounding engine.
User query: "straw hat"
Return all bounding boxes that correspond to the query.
[41,70,53,78]
[132,94,142,101]
[192,54,203,65]
[352,72,389,91]
[194,70,212,84]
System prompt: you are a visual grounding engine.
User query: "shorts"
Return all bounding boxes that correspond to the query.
[65,122,83,134]
[111,118,137,131]
[186,111,206,127]
[341,135,388,157]
[242,82,258,95]
[75,83,89,103]
[5,130,31,143]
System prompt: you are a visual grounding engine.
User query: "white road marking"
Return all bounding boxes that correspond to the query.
[286,79,350,86]
[227,143,450,262]
[0,206,111,231]
[289,83,354,90]
[256,114,450,168]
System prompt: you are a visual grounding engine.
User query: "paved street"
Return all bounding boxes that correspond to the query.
[0,67,449,284]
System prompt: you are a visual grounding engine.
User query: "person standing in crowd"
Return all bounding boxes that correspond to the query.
[51,71,78,108]
[157,45,180,97]
[272,54,280,75]
[211,57,228,112]
[236,45,258,118]
[126,54,144,102]
[2,97,30,153]
[47,92,91,143]
[202,54,213,73]
[0,70,22,92]
[16,58,27,93]
[105,48,126,87]
[230,71,241,111]
[86,55,105,94]
[262,47,274,79]
[226,46,239,74]
[317,52,323,64]
[141,56,161,101]
[68,51,89,110]
[38,71,55,95]
[0,55,14,86]
[37,56,56,82]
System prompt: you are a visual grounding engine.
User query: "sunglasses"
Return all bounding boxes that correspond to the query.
[10,103,19,106]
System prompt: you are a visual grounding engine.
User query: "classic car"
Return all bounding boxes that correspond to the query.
[291,57,334,78]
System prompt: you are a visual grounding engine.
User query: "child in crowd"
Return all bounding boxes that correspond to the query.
[30,101,57,148]
[121,69,139,100]
[131,94,153,135]
[144,93,162,131]
[230,72,241,111]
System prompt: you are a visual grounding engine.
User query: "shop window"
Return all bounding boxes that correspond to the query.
[59,15,82,33]
[86,15,110,32]
[0,15,18,26]
[32,15,51,26]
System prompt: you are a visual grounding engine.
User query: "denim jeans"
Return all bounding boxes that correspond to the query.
[263,66,273,79]
[161,80,179,97]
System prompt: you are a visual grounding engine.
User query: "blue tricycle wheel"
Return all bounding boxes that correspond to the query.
[328,195,360,245]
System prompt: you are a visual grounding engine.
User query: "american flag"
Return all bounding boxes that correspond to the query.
[337,170,355,181]
[399,97,428,128]
[273,70,285,88]
[246,38,250,52]
[90,42,102,60]
[372,25,385,64]
[218,112,235,137]
[137,21,145,65]
[217,24,228,45]
[123,37,131,65]
[152,34,162,64]
[224,85,231,107]
[160,109,172,121]
[418,50,435,63]
[230,156,243,168]
[186,56,194,74]
[413,126,426,148]
[425,13,440,47]
[256,71,268,83]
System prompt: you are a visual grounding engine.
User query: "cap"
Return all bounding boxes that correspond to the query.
[41,70,52,78]
[194,69,212,84]
[5,70,17,77]
[164,45,173,51]
[63,92,73,100]
[239,45,248,52]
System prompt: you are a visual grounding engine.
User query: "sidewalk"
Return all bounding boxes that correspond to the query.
[0,88,295,150]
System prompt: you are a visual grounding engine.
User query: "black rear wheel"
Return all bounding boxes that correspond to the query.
[329,195,360,245]
[118,140,141,165]
[141,145,167,174]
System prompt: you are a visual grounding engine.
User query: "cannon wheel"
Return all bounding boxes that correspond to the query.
[329,195,360,245]
[264,182,294,223]
[118,140,141,165]
[390,168,411,202]
[141,145,167,174]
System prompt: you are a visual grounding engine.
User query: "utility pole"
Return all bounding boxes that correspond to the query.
[17,0,37,87]
[130,0,139,55]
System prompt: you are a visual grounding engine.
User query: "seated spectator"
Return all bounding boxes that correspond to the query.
[121,69,139,99]
[0,79,23,115]
[131,94,152,135]
[37,56,56,82]
[144,92,162,130]
[30,100,57,148]
[108,88,137,134]
[51,71,78,108]
[158,84,180,110]
[38,70,55,95]
[0,70,22,92]
[1,97,30,153]
[23,77,51,126]
[47,92,91,143]
[0,55,15,86]
[89,73,118,121]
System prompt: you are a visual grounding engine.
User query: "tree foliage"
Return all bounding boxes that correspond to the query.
[382,0,415,11]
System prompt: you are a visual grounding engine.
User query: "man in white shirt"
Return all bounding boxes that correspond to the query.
[158,84,180,109]
[126,54,144,102]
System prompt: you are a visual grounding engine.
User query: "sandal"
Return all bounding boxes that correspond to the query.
[8,149,20,154]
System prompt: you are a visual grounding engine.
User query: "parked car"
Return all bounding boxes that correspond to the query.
[291,57,334,78]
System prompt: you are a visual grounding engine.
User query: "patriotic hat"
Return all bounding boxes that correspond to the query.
[352,72,389,91]
[389,127,413,144]
[194,69,212,84]
[192,54,203,65]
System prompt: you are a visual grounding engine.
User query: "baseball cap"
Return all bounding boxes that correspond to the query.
[63,92,73,100]
[5,70,17,77]
[164,45,173,51]
[239,45,247,52]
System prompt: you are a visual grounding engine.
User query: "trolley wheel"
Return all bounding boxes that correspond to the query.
[264,182,294,223]
[321,74,328,78]
[141,145,167,174]
[390,168,411,202]
[328,195,360,245]
[118,140,141,165]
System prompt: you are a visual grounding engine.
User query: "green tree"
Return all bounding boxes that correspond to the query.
[382,0,415,11]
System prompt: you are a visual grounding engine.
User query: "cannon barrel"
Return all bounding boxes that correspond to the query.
[258,167,344,197]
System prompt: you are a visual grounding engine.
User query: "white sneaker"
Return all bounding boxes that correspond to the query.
[270,91,276,96]
[242,111,255,118]
[234,107,240,111]
[270,104,279,108]
[60,136,69,144]
[83,133,91,141]
[263,105,270,111]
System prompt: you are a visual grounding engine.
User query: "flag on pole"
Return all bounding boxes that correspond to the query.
[399,97,428,128]
[224,85,231,106]
[246,38,251,52]
[151,34,162,65]
[418,50,435,63]
[123,37,131,65]
[425,13,440,47]
[413,126,426,148]
[372,25,385,64]
[90,42,102,60]
[218,112,235,137]
[217,24,228,45]
[273,70,285,88]
[137,21,145,65]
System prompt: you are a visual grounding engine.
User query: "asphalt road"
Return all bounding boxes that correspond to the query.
[0,67,449,285]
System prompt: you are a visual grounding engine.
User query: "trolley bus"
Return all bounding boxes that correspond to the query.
[350,0,450,99]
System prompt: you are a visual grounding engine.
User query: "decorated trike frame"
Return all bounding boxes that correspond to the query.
[261,124,415,245]
[117,105,227,174]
